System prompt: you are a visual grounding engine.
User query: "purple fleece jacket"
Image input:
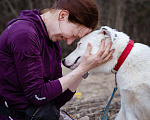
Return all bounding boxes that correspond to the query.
[0,9,75,117]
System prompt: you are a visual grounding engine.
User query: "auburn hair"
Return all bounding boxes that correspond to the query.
[41,0,99,30]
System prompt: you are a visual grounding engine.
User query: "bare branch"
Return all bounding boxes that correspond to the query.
[4,0,18,17]
[28,0,33,10]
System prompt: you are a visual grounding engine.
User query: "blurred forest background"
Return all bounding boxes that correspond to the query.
[0,0,150,57]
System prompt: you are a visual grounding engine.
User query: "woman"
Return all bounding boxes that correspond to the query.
[0,0,114,119]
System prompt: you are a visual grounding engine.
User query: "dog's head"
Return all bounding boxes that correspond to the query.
[62,26,129,70]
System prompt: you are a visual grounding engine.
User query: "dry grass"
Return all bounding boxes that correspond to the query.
[61,65,121,120]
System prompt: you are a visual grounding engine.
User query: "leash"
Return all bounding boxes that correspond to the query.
[101,39,134,120]
[101,74,117,120]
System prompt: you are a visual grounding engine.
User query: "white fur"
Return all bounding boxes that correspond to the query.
[63,26,150,120]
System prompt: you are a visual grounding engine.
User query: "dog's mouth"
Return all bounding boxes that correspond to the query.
[62,56,81,69]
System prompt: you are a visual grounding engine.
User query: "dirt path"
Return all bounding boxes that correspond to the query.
[61,65,121,120]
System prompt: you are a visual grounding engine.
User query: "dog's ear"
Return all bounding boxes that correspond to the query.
[99,26,117,43]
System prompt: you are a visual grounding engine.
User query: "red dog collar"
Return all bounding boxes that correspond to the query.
[112,39,134,74]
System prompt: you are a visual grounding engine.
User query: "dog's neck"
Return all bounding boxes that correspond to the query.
[112,39,134,74]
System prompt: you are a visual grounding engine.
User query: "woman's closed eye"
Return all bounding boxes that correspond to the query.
[73,34,78,39]
[61,36,67,41]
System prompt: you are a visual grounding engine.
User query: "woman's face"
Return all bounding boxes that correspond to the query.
[51,22,92,45]
[44,10,92,45]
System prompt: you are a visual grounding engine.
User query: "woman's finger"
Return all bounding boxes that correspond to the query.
[96,40,105,56]
[101,42,112,59]
[102,49,115,62]
[84,42,92,56]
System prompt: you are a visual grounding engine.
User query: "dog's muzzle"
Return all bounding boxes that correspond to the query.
[62,58,72,68]
[62,58,67,67]
[62,56,81,69]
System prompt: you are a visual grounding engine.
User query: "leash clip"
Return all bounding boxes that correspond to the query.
[111,69,117,74]
[111,69,118,86]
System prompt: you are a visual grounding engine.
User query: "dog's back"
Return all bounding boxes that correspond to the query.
[115,42,150,120]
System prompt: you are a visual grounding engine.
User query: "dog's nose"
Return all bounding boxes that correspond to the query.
[62,58,66,66]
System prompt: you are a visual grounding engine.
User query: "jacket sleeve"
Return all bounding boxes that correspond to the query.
[54,89,75,109]
[10,29,62,107]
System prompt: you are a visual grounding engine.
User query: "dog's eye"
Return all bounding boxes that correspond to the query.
[78,43,81,47]
[76,43,82,48]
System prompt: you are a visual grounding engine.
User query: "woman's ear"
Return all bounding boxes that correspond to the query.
[58,10,69,21]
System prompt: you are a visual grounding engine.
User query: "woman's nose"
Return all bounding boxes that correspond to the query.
[67,38,76,45]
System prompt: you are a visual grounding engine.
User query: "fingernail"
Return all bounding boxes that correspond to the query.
[101,40,105,42]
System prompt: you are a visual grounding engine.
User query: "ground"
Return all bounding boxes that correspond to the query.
[61,65,121,120]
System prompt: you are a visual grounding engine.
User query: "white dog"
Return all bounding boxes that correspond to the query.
[62,26,150,120]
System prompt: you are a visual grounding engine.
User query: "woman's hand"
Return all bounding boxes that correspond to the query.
[59,40,114,92]
[78,40,115,73]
